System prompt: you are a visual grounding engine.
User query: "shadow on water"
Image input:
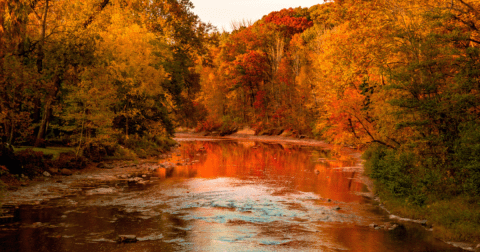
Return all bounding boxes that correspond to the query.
[0,139,464,251]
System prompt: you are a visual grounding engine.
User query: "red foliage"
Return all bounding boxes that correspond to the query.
[272,108,286,121]
[233,50,268,91]
[253,90,266,109]
[264,8,313,36]
[195,117,223,132]
[276,57,293,85]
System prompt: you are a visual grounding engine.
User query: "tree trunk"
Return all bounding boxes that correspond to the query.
[34,76,60,147]
[7,120,14,145]
[35,103,51,146]
[34,0,49,147]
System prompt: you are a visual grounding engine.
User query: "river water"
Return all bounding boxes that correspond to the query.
[0,136,464,251]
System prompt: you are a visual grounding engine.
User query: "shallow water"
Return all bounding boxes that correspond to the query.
[0,138,464,251]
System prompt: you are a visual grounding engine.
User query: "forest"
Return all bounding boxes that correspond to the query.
[197,0,480,206]
[1,0,480,243]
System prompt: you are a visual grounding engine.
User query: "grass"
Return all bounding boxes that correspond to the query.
[375,184,480,243]
[13,146,76,160]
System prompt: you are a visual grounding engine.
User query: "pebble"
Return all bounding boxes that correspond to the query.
[42,171,51,177]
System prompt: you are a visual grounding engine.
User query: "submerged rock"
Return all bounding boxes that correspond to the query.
[116,235,137,243]
[128,177,143,183]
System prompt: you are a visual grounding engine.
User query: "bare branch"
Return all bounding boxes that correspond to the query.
[83,0,110,28]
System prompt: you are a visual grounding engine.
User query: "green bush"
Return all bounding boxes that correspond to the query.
[454,122,480,197]
[121,135,176,159]
[363,145,416,199]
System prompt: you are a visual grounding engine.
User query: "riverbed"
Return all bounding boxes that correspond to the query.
[0,135,465,251]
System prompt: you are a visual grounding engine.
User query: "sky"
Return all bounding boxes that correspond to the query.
[189,0,323,32]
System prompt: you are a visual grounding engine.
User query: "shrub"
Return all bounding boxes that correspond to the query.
[195,116,223,132]
[454,122,480,197]
[363,145,416,199]
[0,143,21,174]
[52,152,88,170]
[15,149,51,177]
[82,141,116,162]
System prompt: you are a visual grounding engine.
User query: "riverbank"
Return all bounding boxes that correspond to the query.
[0,136,176,192]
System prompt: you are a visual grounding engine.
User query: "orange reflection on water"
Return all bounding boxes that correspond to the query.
[171,141,366,203]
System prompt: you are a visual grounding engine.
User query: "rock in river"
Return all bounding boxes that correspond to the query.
[116,235,137,243]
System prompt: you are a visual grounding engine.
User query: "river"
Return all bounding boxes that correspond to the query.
[0,135,465,251]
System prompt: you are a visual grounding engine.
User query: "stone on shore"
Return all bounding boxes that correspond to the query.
[60,169,73,176]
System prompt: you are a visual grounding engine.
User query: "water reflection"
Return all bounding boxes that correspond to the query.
[171,141,365,203]
[0,139,464,252]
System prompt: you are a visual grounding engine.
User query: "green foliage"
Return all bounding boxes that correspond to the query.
[363,145,417,199]
[119,135,176,159]
[453,122,480,197]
